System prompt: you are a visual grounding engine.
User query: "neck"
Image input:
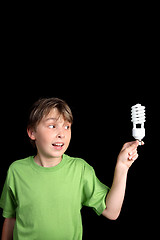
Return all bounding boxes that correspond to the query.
[34,154,62,168]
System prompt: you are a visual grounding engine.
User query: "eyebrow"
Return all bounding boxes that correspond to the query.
[44,117,71,124]
[45,118,58,122]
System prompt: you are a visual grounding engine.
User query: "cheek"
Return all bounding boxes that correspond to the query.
[66,131,71,143]
[35,130,52,145]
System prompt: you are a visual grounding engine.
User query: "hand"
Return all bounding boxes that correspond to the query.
[117,140,143,169]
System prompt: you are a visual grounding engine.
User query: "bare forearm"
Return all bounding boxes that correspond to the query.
[1,218,16,240]
[102,141,139,220]
[102,163,128,220]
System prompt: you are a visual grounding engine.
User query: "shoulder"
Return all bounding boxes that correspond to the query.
[5,157,32,184]
[8,156,32,172]
[64,154,94,173]
[64,154,89,165]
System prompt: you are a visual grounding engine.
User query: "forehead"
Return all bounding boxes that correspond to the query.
[42,108,67,123]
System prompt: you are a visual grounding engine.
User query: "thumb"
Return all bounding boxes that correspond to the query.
[126,140,139,152]
[121,140,139,152]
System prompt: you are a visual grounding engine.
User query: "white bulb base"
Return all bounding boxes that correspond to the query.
[132,128,145,143]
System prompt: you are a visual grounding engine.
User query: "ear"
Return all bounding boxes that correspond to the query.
[27,128,36,140]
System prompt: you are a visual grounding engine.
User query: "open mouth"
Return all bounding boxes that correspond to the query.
[52,143,64,149]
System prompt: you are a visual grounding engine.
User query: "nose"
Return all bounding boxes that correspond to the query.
[57,130,65,139]
[57,134,64,138]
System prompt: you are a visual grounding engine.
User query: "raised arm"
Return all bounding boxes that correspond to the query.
[102,140,140,220]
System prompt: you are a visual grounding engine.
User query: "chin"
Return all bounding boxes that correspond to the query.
[50,151,65,159]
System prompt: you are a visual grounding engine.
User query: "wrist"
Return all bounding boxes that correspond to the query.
[115,161,129,176]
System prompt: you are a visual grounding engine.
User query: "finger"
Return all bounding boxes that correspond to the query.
[128,150,137,159]
[128,148,137,156]
[127,140,139,152]
[121,141,137,151]
[128,152,138,161]
[121,140,139,151]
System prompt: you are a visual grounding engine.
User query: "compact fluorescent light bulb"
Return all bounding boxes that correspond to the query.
[131,103,146,145]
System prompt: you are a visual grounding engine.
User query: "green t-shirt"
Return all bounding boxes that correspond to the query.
[0,154,109,240]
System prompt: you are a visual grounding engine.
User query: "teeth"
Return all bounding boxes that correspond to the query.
[53,143,63,146]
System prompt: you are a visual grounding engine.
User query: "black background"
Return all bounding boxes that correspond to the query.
[0,5,158,239]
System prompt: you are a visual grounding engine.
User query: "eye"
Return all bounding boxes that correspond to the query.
[48,125,55,129]
[64,125,70,130]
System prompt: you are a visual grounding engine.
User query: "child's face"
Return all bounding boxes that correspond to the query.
[31,108,71,160]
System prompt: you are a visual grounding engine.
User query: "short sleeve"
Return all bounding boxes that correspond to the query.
[82,163,110,216]
[0,168,17,218]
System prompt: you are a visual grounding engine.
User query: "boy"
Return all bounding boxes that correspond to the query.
[0,97,141,240]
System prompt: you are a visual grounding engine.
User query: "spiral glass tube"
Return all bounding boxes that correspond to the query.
[131,104,146,145]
